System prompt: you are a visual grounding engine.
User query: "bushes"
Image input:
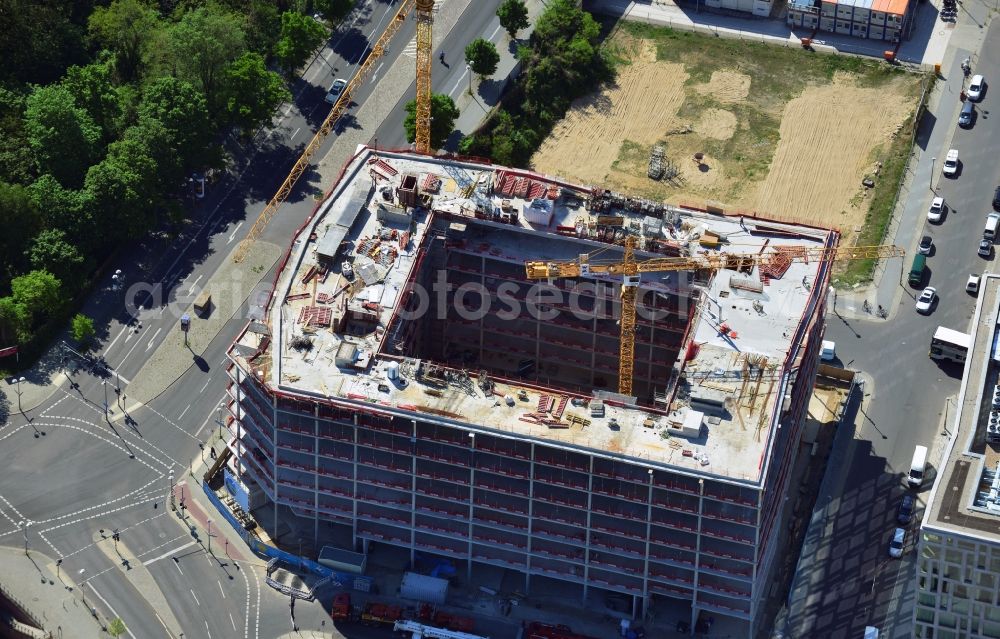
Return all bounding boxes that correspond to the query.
[464,0,614,167]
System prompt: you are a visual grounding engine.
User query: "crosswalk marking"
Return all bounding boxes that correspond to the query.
[401,0,445,58]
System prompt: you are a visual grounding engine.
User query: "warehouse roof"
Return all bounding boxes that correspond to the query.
[229,150,834,484]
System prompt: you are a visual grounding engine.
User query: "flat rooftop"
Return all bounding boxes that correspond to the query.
[924,274,1000,541]
[230,150,834,485]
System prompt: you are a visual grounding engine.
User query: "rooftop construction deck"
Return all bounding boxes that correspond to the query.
[230,150,835,484]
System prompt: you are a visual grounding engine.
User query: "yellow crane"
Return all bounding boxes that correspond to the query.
[525,238,905,397]
[234,0,435,263]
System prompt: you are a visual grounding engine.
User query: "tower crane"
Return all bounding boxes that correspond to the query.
[393,619,490,639]
[525,238,905,397]
[233,0,435,263]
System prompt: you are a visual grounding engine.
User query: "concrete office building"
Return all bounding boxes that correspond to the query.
[221,150,836,635]
[915,275,1000,639]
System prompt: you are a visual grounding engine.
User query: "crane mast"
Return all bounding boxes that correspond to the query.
[414,0,435,154]
[233,0,431,263]
[526,241,904,396]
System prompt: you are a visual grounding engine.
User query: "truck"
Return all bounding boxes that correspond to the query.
[330,593,351,621]
[360,602,403,626]
[417,604,475,632]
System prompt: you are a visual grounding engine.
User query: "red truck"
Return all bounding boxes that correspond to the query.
[330,593,351,621]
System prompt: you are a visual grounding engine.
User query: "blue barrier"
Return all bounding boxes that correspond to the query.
[224,469,250,512]
[202,482,374,591]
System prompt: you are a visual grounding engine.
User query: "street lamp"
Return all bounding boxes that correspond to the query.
[466,64,473,95]
[21,520,29,554]
[102,381,109,418]
[930,156,936,190]
[15,377,25,416]
[207,520,212,553]
[169,472,176,511]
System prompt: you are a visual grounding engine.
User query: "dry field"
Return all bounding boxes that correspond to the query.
[530,26,924,240]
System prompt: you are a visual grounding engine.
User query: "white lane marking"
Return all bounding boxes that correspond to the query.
[104,325,130,354]
[142,540,197,567]
[370,61,385,83]
[145,327,163,352]
[154,612,171,635]
[218,579,227,599]
[200,379,211,393]
[178,404,190,420]
[194,403,221,438]
[290,127,301,141]
[88,583,139,639]
[230,612,237,631]
[487,23,502,41]
[190,588,201,606]
[448,69,469,98]
[228,221,245,244]
[205,619,212,638]
[188,273,204,291]
[173,559,184,575]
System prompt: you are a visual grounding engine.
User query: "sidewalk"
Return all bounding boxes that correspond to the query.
[0,546,106,639]
[443,0,550,149]
[587,0,954,67]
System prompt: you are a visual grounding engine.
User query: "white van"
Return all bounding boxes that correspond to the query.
[908,445,928,488]
[986,213,1000,240]
[820,340,836,361]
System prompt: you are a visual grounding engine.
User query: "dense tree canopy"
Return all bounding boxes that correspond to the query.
[223,52,291,133]
[274,11,327,75]
[0,0,334,361]
[24,85,103,188]
[404,94,459,150]
[465,38,500,79]
[87,0,162,82]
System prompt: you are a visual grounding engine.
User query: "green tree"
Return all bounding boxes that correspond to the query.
[163,6,246,111]
[464,38,500,79]
[107,617,127,639]
[11,270,62,324]
[243,0,282,56]
[497,0,530,39]
[0,0,86,86]
[314,0,355,21]
[139,76,212,167]
[0,182,41,282]
[24,86,102,189]
[124,117,183,193]
[27,229,86,288]
[26,176,96,248]
[0,297,30,344]
[0,89,35,185]
[222,52,291,133]
[62,57,123,143]
[84,137,159,242]
[71,313,96,346]
[87,0,162,81]
[274,11,327,75]
[403,94,459,150]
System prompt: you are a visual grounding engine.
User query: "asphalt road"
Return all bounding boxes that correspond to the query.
[0,2,499,638]
[372,0,508,148]
[784,18,1000,639]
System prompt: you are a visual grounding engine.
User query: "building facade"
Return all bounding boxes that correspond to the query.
[221,151,836,636]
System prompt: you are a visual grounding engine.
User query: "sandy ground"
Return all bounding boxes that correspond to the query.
[530,39,919,238]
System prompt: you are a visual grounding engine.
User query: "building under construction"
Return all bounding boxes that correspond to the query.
[222,150,837,636]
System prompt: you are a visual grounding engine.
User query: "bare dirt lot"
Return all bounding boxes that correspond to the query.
[530,25,925,242]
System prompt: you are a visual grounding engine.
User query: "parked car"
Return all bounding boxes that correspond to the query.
[927,197,946,223]
[993,186,1000,210]
[897,494,916,525]
[968,274,981,294]
[325,78,348,105]
[889,527,906,558]
[968,74,986,101]
[980,239,993,257]
[959,101,975,128]
[915,287,937,314]
[943,149,959,177]
[918,235,933,255]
